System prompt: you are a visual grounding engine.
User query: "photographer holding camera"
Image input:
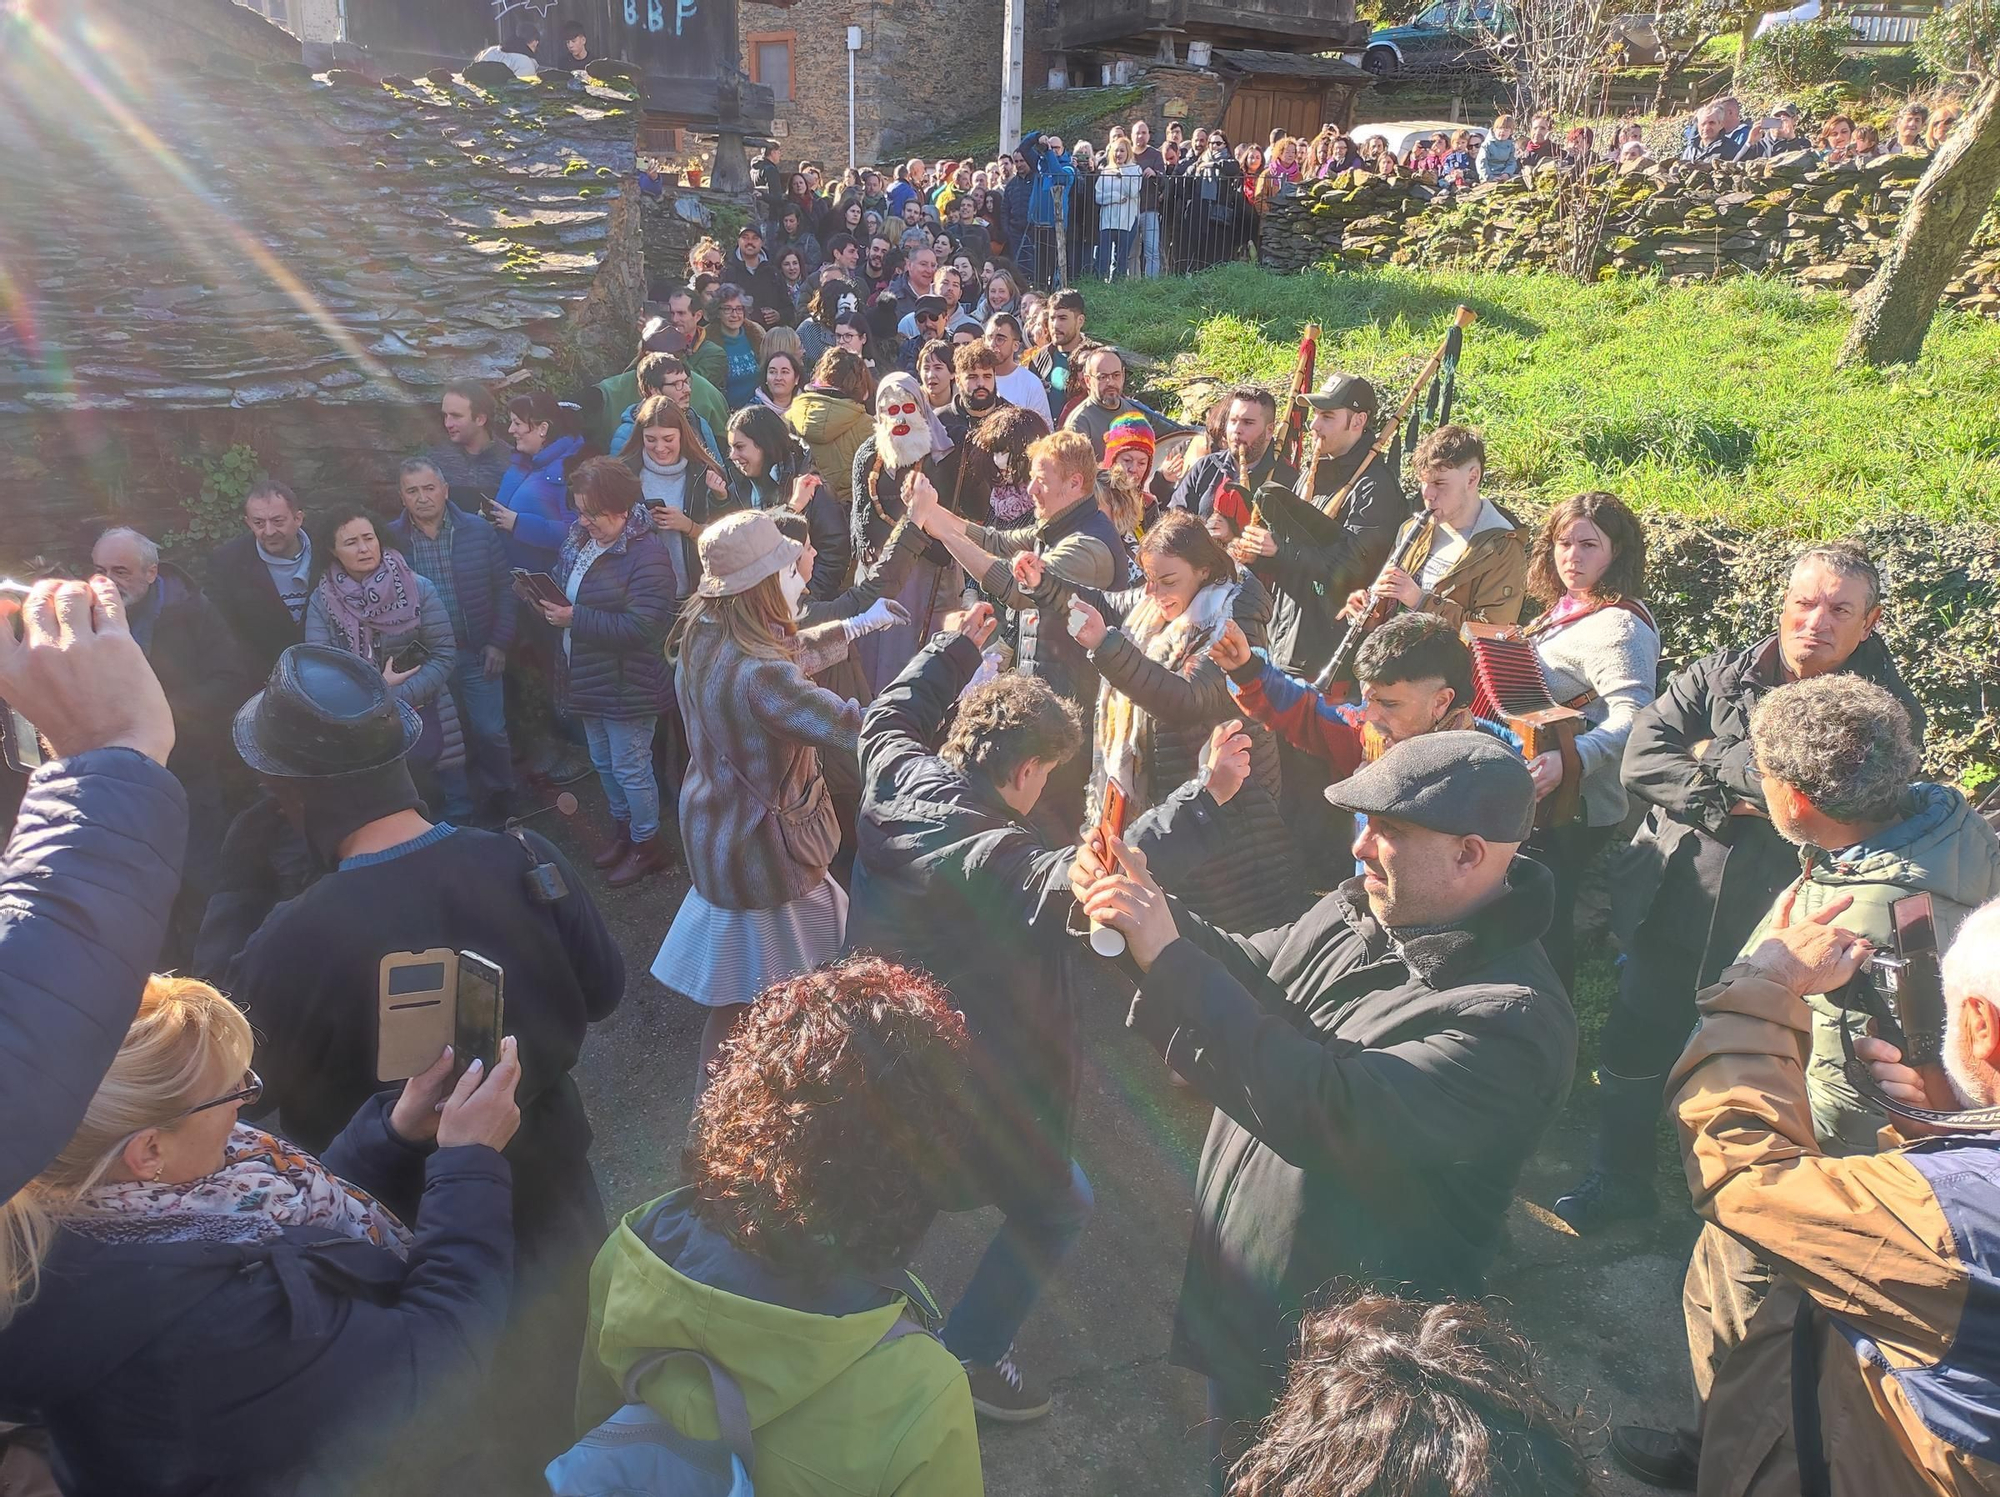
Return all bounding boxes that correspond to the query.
[1668,897,2000,1497]
[1614,674,2000,1489]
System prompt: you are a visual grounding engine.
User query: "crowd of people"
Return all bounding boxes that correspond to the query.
[3,172,2000,1497]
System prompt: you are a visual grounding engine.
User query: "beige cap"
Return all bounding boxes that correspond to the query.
[695,509,803,598]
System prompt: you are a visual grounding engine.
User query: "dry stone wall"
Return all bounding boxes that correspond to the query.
[1261,151,2000,317]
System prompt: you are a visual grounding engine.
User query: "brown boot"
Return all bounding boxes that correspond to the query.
[606,834,671,888]
[592,822,631,870]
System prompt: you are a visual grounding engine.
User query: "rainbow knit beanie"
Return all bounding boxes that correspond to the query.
[1101,410,1156,468]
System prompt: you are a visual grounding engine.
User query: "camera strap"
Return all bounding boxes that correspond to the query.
[1837,1009,2000,1131]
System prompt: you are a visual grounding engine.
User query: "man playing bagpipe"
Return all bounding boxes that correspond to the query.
[1222,373,1407,680]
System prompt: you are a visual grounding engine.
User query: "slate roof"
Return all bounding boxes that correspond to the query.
[1214,48,1374,83]
[0,44,638,414]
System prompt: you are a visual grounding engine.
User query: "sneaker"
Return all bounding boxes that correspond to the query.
[545,748,596,785]
[1608,1425,1698,1490]
[1551,1170,1658,1234]
[962,1344,1052,1423]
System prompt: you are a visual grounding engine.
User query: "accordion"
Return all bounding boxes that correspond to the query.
[1462,623,1589,830]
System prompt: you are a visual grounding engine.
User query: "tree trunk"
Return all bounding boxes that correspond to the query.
[1838,77,2000,368]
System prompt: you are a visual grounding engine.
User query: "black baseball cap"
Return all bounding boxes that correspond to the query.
[1324,731,1535,841]
[1305,372,1380,417]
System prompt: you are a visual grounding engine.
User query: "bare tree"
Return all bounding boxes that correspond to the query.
[1476,0,1622,120]
[1839,76,2000,366]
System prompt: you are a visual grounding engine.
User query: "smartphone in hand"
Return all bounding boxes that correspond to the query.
[454,951,505,1075]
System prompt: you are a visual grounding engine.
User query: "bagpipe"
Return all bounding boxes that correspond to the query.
[1306,305,1478,698]
[1212,323,1319,535]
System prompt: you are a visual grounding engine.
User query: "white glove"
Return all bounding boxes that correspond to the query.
[842,598,911,641]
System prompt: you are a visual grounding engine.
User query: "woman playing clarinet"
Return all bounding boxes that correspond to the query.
[1520,491,1659,991]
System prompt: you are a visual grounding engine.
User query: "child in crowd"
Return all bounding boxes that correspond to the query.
[1477,114,1520,180]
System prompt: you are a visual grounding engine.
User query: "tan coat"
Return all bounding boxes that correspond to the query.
[1387,503,1529,628]
[1671,967,2000,1497]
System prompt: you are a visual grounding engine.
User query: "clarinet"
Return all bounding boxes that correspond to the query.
[1311,514,1436,694]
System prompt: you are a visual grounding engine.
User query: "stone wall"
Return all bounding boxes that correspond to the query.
[1,401,439,569]
[740,0,1038,168]
[1142,65,1230,133]
[1260,150,2000,317]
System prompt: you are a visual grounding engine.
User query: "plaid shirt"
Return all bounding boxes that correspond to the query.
[403,509,465,640]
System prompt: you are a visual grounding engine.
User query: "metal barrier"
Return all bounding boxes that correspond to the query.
[1014,166,1267,287]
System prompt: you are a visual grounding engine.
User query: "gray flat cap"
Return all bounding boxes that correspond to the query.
[1325,730,1534,841]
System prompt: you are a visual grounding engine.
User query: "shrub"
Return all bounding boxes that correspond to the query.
[1743,17,1856,92]
[163,444,261,561]
[1916,0,2000,82]
[1610,508,2000,787]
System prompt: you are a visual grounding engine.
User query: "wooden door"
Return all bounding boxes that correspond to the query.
[1223,84,1328,147]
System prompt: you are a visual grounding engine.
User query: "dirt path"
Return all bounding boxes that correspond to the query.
[564,822,1697,1495]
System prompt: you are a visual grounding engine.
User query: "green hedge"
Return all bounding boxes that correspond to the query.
[1609,509,2000,791]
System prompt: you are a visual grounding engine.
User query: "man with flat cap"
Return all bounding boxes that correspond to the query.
[207,643,624,1478]
[1077,731,1577,1467]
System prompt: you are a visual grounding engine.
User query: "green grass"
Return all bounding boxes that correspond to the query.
[897,84,1150,165]
[1088,263,2000,532]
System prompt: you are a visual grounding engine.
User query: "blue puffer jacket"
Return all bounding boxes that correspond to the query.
[384,505,519,655]
[555,506,678,721]
[0,749,186,1203]
[497,434,585,573]
[0,1093,514,1497]
[1021,131,1075,228]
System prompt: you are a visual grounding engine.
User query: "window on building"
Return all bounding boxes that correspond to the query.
[748,34,794,101]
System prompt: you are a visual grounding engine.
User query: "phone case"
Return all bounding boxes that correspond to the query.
[377,948,457,1082]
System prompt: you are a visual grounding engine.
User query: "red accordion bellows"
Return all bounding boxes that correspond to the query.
[1466,631,1562,721]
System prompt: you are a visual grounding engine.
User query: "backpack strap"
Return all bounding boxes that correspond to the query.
[621,1349,756,1476]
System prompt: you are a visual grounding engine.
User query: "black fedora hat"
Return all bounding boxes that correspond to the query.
[233,644,421,779]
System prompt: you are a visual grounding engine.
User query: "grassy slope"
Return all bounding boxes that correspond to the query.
[1088,263,2000,531]
[897,85,1150,165]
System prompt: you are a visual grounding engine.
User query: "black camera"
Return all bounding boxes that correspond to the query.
[1832,892,1946,1067]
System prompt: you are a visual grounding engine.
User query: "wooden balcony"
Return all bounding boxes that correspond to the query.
[1057,0,1367,54]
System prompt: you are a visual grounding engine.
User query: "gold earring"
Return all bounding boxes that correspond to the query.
[149,1162,164,1183]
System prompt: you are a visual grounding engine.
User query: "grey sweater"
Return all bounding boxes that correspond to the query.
[1532,602,1660,828]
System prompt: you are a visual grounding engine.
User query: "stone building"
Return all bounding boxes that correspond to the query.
[740,0,1364,168]
[738,0,1057,167]
[2,0,641,562]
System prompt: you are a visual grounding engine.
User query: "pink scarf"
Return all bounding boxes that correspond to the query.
[72,1124,413,1257]
[316,552,422,663]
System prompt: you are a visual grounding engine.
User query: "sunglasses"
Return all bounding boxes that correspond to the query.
[177,1069,264,1120]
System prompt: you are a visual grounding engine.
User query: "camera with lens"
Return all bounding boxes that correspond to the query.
[1832,892,1945,1067]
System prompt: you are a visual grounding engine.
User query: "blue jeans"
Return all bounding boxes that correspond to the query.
[942,1159,1094,1365]
[1096,225,1136,280]
[450,654,514,805]
[581,714,660,842]
[1137,210,1161,276]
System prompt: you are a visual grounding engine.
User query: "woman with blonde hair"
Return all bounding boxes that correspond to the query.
[651,510,876,1083]
[1093,134,1145,280]
[0,976,523,1494]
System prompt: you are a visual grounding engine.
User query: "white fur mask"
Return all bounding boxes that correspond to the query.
[874,373,949,470]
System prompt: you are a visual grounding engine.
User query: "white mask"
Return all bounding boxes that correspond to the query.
[779,563,808,613]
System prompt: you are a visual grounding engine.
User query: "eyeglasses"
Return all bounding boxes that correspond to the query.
[176,1069,263,1120]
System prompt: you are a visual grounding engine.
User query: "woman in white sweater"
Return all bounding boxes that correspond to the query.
[1521,491,1660,991]
[1093,136,1145,281]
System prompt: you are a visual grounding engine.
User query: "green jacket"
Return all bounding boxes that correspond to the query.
[1737,782,2000,1155]
[576,1189,982,1497]
[592,367,729,461]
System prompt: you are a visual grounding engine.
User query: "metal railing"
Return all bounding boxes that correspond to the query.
[1013,166,1268,287]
